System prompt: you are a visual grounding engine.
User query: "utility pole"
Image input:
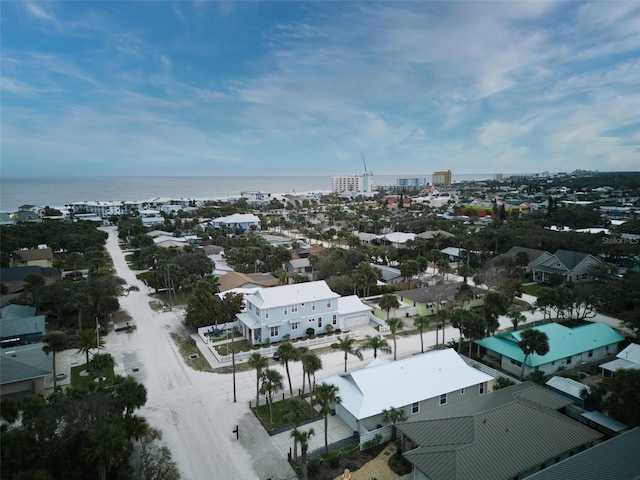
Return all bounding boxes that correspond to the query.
[165,264,172,311]
[231,335,237,403]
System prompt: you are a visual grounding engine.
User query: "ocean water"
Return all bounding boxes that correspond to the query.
[0,173,495,212]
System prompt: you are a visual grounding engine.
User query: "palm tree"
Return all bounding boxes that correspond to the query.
[260,368,284,430]
[455,283,474,308]
[507,308,527,331]
[72,329,105,369]
[413,316,430,353]
[381,406,408,440]
[112,375,147,416]
[275,341,301,395]
[449,308,470,353]
[248,352,269,408]
[482,291,510,336]
[464,311,486,357]
[434,309,450,349]
[358,335,391,359]
[42,331,68,389]
[90,353,115,384]
[314,383,341,455]
[331,336,363,372]
[385,317,404,360]
[283,400,308,462]
[300,350,322,397]
[518,328,550,380]
[83,422,129,480]
[291,427,315,480]
[70,292,91,331]
[379,293,399,320]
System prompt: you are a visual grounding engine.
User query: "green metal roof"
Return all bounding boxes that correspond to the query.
[400,384,602,480]
[474,322,624,367]
[524,428,640,480]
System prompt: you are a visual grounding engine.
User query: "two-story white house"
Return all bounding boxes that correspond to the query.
[236,281,371,345]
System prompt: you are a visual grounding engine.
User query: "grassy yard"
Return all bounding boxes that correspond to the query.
[253,395,315,431]
[170,333,214,372]
[521,283,545,297]
[71,363,116,389]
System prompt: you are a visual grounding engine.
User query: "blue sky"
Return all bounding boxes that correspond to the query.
[2,1,639,177]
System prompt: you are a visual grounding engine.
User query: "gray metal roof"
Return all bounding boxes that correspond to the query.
[0,315,46,338]
[0,343,52,384]
[524,428,640,480]
[399,382,601,480]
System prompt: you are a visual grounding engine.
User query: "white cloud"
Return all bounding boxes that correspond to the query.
[477,122,532,146]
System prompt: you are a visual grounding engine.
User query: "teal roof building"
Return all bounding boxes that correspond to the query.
[474,322,624,379]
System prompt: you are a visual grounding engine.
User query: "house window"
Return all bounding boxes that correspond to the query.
[332,314,337,325]
[439,393,447,405]
[270,326,279,337]
[479,383,485,395]
[566,356,572,364]
[255,308,260,318]
[460,388,465,395]
[265,310,269,319]
[327,299,331,308]
[588,350,593,358]
[284,306,288,316]
[292,304,298,313]
[292,322,299,331]
[318,317,323,328]
[411,402,419,414]
[312,302,316,311]
[309,318,314,323]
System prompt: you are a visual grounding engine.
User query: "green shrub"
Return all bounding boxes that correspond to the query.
[306,327,315,336]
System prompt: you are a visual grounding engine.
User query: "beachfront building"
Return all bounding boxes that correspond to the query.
[236,280,371,345]
[317,349,494,448]
[69,200,123,218]
[397,178,428,188]
[432,169,452,186]
[240,191,273,207]
[331,173,374,195]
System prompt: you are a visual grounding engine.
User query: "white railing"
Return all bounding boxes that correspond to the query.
[459,354,521,384]
[202,331,355,364]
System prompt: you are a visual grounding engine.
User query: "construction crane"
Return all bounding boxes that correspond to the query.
[361,153,368,174]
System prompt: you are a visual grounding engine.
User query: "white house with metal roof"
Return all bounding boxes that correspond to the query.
[211,213,261,232]
[474,322,624,379]
[599,343,640,377]
[236,280,371,345]
[317,349,494,438]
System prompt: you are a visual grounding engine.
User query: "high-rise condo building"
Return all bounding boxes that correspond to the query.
[432,170,452,186]
[331,173,374,194]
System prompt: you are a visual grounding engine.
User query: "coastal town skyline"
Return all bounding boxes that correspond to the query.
[2,2,639,177]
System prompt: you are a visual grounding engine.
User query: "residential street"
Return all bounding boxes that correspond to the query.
[100,227,296,480]
[81,226,625,480]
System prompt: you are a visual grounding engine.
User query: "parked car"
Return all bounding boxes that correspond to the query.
[65,271,83,280]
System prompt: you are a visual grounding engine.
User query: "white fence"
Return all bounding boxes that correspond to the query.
[197,327,355,364]
[359,424,392,450]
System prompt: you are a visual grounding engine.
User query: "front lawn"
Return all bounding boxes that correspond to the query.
[253,395,315,432]
[521,283,545,297]
[71,363,116,389]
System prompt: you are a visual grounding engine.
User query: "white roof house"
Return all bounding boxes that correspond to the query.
[600,343,640,376]
[236,280,370,344]
[318,349,494,434]
[249,281,339,310]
